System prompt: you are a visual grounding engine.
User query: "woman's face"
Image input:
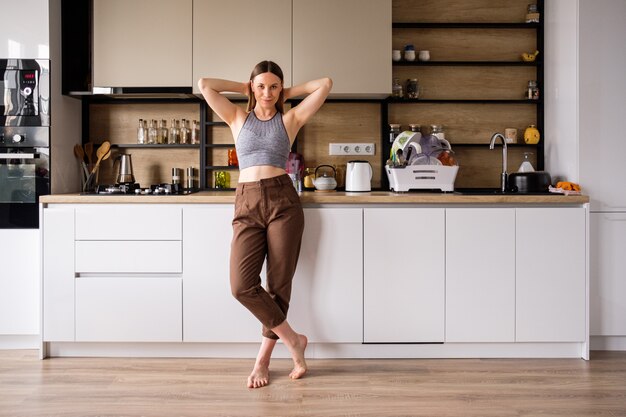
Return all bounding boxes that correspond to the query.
[250,72,282,109]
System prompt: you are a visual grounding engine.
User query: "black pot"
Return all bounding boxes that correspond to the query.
[508,171,552,193]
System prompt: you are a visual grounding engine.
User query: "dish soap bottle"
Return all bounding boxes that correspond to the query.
[518,152,535,172]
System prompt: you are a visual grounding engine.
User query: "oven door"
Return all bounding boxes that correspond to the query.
[0,147,49,228]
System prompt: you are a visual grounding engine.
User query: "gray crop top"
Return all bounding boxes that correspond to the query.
[235,111,291,170]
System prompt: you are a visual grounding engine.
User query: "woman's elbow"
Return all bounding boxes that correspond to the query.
[197,78,208,92]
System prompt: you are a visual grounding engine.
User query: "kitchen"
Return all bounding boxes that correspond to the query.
[1,0,625,415]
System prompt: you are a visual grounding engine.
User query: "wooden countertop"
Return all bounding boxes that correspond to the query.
[40,191,589,205]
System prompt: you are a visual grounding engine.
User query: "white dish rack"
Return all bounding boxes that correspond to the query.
[386,164,459,192]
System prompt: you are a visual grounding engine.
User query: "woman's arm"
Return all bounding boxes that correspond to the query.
[197,78,248,126]
[283,77,333,131]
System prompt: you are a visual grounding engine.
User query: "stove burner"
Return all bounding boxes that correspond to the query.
[88,183,197,195]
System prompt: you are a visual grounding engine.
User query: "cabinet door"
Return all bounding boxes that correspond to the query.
[446,208,516,342]
[42,207,75,342]
[75,277,182,342]
[0,0,49,58]
[289,208,363,343]
[182,206,259,342]
[93,0,192,87]
[293,0,391,97]
[516,208,586,342]
[192,0,292,95]
[363,208,444,342]
[590,213,626,336]
[0,229,40,335]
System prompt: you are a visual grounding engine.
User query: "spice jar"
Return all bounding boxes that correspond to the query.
[227,148,238,167]
[392,78,403,98]
[409,124,421,133]
[406,78,419,99]
[431,124,445,140]
[389,123,401,143]
[526,80,539,100]
[526,4,540,23]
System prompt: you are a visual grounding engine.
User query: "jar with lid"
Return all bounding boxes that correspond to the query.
[430,124,445,140]
[409,124,421,133]
[526,80,539,100]
[526,4,540,23]
[137,118,146,144]
[389,123,401,143]
[406,78,419,99]
[392,78,403,98]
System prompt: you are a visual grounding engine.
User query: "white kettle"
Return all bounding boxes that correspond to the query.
[345,160,372,192]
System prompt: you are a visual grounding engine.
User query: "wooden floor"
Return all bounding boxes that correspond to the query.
[1,351,625,417]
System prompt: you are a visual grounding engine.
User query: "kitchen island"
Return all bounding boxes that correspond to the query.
[39,192,590,359]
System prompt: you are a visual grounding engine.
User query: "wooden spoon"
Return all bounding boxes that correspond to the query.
[91,141,111,174]
[84,141,94,166]
[73,144,89,178]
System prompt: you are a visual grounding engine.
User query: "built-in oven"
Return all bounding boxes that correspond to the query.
[1,59,50,229]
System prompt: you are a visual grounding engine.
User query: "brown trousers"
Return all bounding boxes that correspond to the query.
[230,174,305,340]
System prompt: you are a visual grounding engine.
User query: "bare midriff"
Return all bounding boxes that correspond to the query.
[238,165,287,183]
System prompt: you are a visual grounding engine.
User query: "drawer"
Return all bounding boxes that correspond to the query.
[75,277,182,342]
[76,241,182,273]
[75,206,182,240]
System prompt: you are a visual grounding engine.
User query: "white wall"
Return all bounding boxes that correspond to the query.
[0,0,50,58]
[579,0,626,210]
[544,0,579,183]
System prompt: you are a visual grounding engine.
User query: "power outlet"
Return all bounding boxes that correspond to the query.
[329,142,376,156]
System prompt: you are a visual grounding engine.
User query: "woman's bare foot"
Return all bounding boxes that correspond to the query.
[288,334,308,380]
[247,363,270,388]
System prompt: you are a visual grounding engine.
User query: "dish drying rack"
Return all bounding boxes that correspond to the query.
[386,164,458,192]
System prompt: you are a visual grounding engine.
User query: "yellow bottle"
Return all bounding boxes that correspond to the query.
[524,124,540,144]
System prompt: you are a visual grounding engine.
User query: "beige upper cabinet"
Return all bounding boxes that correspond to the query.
[192,0,292,95]
[293,0,391,97]
[93,0,192,88]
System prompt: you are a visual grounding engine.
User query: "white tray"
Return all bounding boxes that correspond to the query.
[386,165,459,192]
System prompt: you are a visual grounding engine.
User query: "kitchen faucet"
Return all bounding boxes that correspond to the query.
[489,133,508,193]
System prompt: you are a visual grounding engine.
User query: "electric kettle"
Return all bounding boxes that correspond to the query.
[115,154,135,184]
[346,160,372,192]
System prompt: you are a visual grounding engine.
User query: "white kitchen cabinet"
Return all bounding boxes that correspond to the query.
[363,208,445,343]
[292,0,391,97]
[446,208,516,342]
[516,207,586,342]
[289,208,363,343]
[93,0,192,87]
[42,207,75,342]
[75,277,182,342]
[192,0,292,94]
[0,0,49,58]
[182,206,259,342]
[590,213,626,336]
[75,241,182,273]
[0,230,40,335]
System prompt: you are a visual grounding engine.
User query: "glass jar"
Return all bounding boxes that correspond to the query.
[526,4,540,23]
[214,171,230,189]
[191,120,200,144]
[389,123,401,143]
[227,148,238,167]
[409,124,421,133]
[526,80,539,100]
[430,124,445,140]
[147,119,158,144]
[392,78,403,98]
[406,78,419,99]
[160,119,169,144]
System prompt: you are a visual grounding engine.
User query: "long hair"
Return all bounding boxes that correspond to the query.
[247,60,285,114]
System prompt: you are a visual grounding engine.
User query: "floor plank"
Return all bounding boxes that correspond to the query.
[0,350,625,416]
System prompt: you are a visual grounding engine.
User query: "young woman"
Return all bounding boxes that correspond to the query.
[198,61,332,388]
